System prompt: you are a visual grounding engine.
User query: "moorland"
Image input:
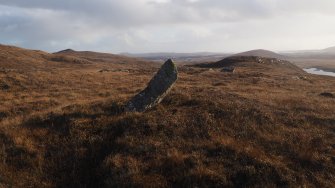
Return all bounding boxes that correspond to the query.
[0,44,334,187]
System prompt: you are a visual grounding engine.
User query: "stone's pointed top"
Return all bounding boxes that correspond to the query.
[159,59,178,78]
[163,59,175,69]
[166,59,173,64]
[164,59,177,69]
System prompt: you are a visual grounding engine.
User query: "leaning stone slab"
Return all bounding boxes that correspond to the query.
[125,59,178,112]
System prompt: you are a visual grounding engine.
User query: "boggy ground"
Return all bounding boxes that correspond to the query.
[0,45,335,187]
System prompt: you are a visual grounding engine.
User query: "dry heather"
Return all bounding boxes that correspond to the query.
[0,45,335,187]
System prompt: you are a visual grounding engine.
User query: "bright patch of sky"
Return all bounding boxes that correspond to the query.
[0,0,335,53]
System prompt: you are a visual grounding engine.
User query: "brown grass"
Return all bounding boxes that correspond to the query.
[0,45,335,187]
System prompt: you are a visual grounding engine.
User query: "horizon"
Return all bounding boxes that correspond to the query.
[2,43,334,55]
[1,0,335,53]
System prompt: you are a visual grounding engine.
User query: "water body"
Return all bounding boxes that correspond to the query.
[304,68,335,77]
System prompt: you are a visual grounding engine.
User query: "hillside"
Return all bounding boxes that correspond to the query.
[234,49,286,59]
[55,49,144,64]
[0,45,335,187]
[0,44,50,69]
[0,44,94,69]
[194,56,304,76]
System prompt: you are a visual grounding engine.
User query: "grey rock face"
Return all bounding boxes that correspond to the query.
[125,59,178,112]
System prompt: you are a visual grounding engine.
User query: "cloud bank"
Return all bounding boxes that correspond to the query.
[1,0,335,53]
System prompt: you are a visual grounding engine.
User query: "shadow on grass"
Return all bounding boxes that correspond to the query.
[0,132,35,170]
[19,101,128,187]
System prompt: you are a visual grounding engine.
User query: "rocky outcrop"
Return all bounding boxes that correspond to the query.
[125,59,178,112]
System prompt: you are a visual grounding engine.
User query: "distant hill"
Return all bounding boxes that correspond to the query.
[122,52,231,63]
[0,44,93,69]
[0,44,148,70]
[281,46,335,71]
[190,49,304,74]
[121,49,299,63]
[234,49,287,59]
[122,52,225,58]
[322,46,335,53]
[55,49,142,64]
[282,46,335,57]
[56,49,76,54]
[193,55,304,74]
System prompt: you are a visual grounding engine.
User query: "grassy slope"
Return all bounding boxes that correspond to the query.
[0,46,335,187]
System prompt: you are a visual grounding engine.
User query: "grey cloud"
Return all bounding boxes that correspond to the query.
[1,0,335,23]
[2,0,333,31]
[0,0,335,52]
[0,0,281,27]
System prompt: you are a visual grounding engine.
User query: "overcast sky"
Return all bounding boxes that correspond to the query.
[1,0,335,53]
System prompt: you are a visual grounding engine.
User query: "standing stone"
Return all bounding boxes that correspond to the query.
[125,59,178,112]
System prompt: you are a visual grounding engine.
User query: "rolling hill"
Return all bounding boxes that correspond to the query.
[0,44,93,70]
[193,55,304,76]
[234,49,287,59]
[55,49,145,64]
